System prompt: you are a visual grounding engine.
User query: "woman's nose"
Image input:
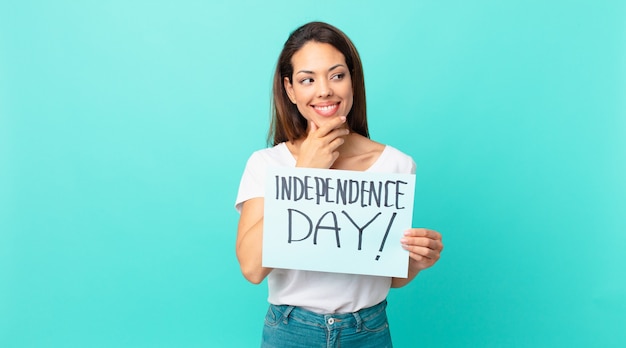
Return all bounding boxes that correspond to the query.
[317,81,333,97]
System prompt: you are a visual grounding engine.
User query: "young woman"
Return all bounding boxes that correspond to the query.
[235,21,443,348]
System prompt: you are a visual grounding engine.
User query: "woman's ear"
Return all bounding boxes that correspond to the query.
[284,77,297,104]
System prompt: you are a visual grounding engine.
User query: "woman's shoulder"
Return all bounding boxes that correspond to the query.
[246,142,295,167]
[370,142,416,174]
[381,144,413,161]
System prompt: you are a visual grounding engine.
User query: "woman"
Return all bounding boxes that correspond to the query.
[235,21,443,347]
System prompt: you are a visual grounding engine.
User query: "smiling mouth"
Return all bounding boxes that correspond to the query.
[312,102,340,116]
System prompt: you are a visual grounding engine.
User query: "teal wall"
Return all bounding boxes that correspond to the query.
[1,1,625,347]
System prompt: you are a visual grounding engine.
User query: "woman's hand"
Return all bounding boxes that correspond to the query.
[296,116,349,169]
[401,228,444,273]
[392,228,443,287]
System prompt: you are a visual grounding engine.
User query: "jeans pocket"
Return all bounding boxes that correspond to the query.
[264,305,287,327]
[265,305,280,326]
[361,308,390,333]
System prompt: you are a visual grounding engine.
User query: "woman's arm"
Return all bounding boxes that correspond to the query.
[391,228,444,288]
[236,197,273,284]
[235,117,347,284]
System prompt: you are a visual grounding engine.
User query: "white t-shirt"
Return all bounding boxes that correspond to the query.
[235,142,416,314]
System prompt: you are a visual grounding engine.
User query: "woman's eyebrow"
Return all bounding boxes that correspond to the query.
[295,69,314,75]
[295,64,347,75]
[328,64,346,72]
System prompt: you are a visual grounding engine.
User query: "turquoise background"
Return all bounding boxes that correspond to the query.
[1,1,625,347]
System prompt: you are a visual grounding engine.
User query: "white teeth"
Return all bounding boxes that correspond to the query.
[315,104,337,111]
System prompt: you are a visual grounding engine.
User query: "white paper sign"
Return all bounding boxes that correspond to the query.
[262,166,415,277]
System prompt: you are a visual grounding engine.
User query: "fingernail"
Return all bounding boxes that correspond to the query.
[340,116,346,122]
[400,238,408,244]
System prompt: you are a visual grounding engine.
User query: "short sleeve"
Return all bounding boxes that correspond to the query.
[234,152,267,213]
[409,159,417,175]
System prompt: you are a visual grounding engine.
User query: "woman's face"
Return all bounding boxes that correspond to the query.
[284,41,354,129]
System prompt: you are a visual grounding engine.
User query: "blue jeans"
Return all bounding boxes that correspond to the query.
[261,300,393,348]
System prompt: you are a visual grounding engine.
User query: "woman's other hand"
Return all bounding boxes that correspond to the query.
[295,116,349,169]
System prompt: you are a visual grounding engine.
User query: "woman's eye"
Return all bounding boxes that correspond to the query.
[300,78,313,85]
[332,73,345,80]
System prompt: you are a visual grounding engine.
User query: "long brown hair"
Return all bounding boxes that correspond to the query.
[268,22,369,146]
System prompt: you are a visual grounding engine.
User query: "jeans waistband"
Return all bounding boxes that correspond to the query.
[270,300,388,330]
